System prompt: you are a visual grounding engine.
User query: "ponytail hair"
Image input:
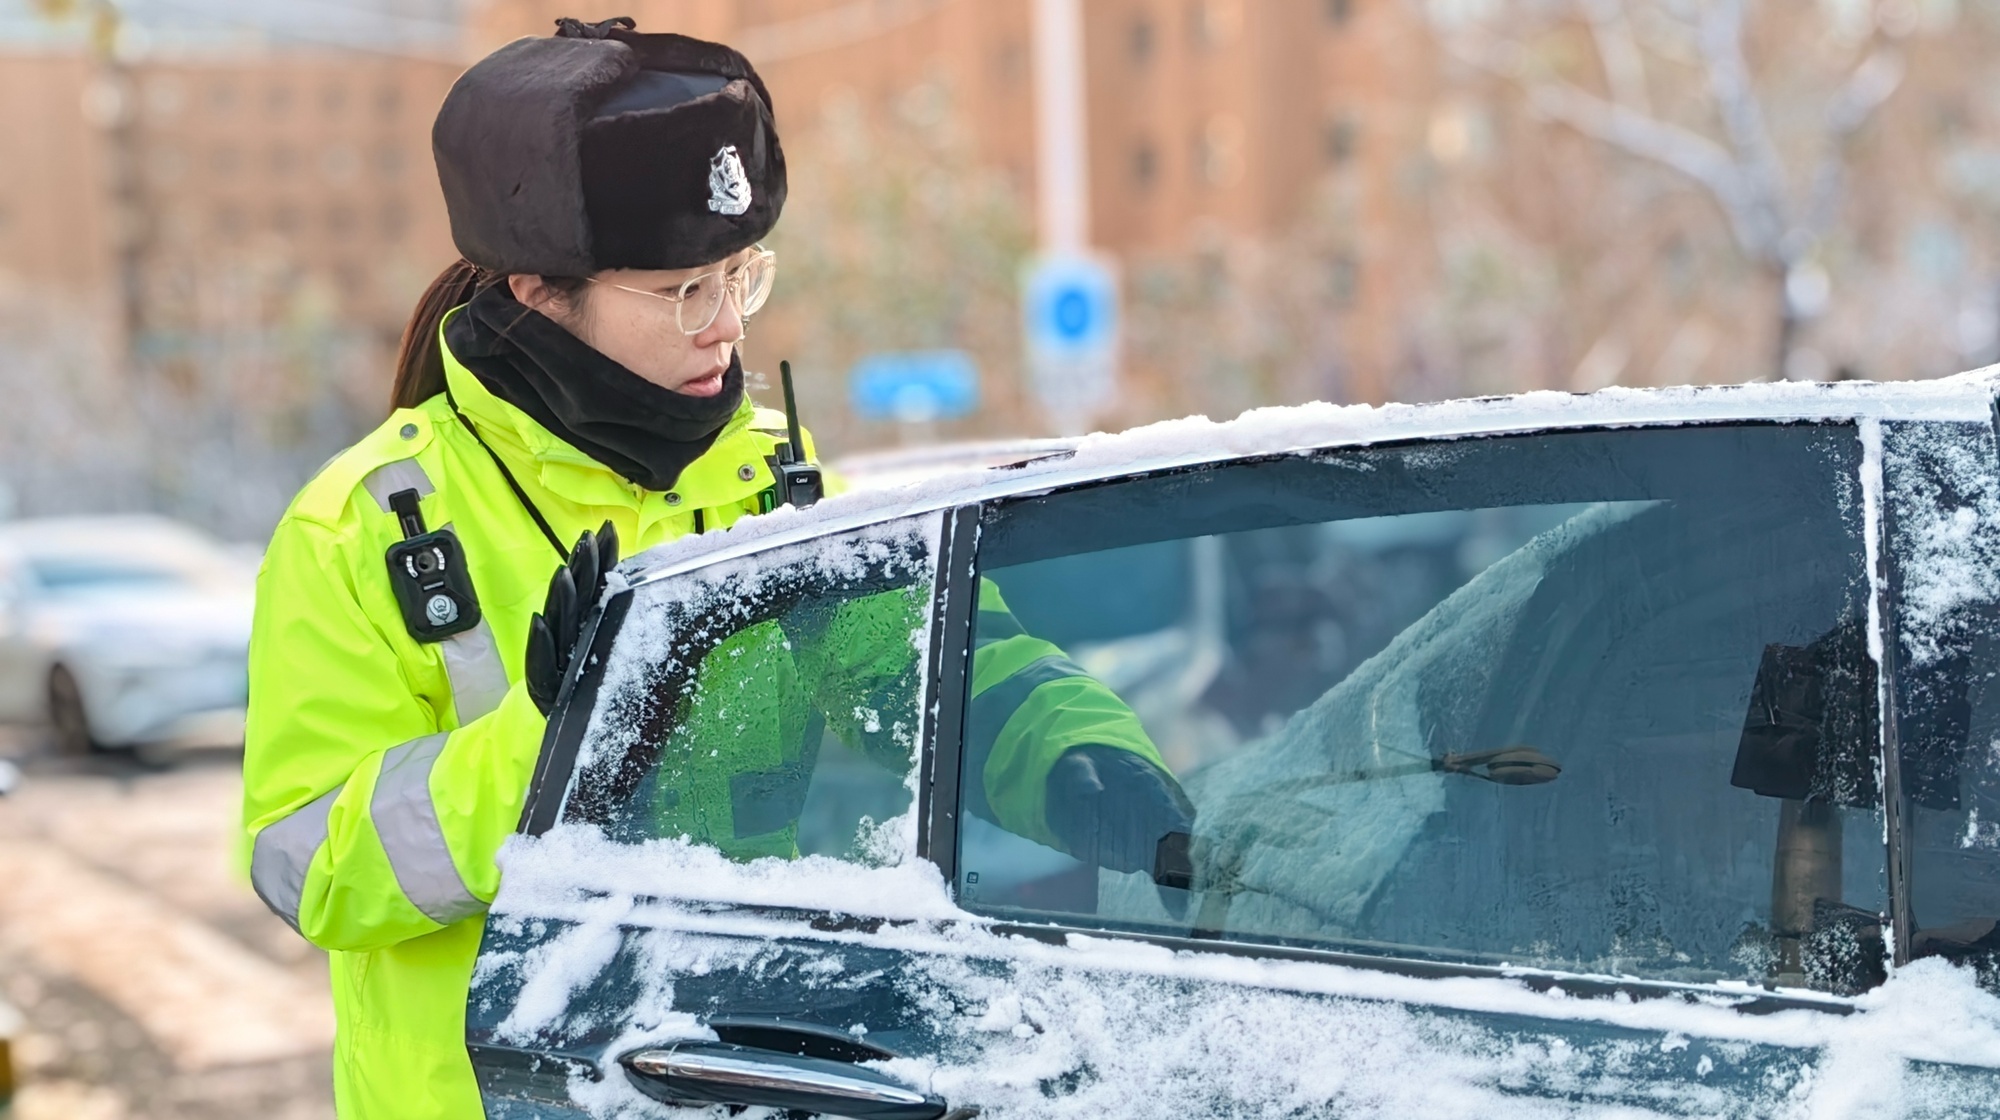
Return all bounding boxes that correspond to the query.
[388,260,594,411]
[390,258,491,410]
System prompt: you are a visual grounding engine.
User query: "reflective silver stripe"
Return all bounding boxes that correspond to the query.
[371,733,483,925]
[442,618,509,723]
[362,458,434,512]
[249,784,343,934]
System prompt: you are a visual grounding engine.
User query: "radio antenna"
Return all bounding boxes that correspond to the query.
[769,360,824,509]
[780,360,807,465]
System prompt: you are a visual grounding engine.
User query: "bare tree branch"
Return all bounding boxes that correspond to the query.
[1424,0,1931,381]
[1802,46,1906,244]
[1826,46,1906,139]
[1692,0,1791,260]
[1441,0,1895,274]
[1523,81,1776,261]
[1580,0,1652,112]
[1438,25,1780,261]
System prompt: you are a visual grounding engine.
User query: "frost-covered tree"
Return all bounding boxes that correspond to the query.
[1423,0,2000,384]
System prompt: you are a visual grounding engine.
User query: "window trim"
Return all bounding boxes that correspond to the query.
[944,420,1897,1005]
[620,898,1862,1017]
[916,505,980,886]
[520,589,632,837]
[1874,435,1914,968]
[989,921,1859,1016]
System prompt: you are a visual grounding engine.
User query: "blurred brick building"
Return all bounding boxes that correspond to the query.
[473,0,1433,404]
[2,0,1435,421]
[123,53,462,344]
[0,15,462,364]
[0,3,467,534]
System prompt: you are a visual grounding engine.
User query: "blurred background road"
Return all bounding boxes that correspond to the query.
[0,730,332,1119]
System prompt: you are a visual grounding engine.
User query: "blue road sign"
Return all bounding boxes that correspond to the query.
[849,350,980,423]
[1024,254,1118,356]
[1023,253,1119,416]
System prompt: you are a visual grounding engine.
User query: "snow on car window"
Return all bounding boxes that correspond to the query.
[1883,420,2000,989]
[1882,421,2000,666]
[561,512,943,866]
[475,515,948,1072]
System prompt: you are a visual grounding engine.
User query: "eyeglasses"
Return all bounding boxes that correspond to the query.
[588,247,776,335]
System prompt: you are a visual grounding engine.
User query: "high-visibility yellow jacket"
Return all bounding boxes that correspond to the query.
[242,311,1162,1118]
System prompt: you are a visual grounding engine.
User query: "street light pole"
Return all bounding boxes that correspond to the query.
[1031,0,1088,254]
[1026,0,1120,437]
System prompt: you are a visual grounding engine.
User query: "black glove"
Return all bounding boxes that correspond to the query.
[1045,745,1196,887]
[526,521,619,715]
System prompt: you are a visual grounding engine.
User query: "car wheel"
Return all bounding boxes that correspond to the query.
[47,664,97,756]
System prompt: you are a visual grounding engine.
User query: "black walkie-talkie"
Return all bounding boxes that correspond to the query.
[384,488,483,642]
[770,359,823,509]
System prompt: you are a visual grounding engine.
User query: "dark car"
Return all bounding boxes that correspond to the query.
[467,377,2000,1119]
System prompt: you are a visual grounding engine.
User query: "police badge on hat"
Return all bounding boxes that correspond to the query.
[707,145,752,216]
[433,20,787,276]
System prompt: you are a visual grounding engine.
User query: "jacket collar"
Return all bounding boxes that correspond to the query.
[437,306,775,514]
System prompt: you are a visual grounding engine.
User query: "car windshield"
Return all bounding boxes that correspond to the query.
[962,423,1888,994]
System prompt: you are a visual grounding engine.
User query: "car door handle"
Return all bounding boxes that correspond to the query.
[622,1041,949,1120]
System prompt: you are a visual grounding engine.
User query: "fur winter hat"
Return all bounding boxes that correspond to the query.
[433,17,786,276]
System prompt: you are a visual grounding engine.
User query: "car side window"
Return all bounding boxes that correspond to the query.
[957,425,1889,994]
[1884,421,2000,991]
[557,515,940,866]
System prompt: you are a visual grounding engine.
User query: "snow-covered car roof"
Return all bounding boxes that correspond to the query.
[832,438,1082,493]
[626,371,2000,588]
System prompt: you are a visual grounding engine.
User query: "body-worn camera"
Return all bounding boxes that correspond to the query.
[384,488,483,642]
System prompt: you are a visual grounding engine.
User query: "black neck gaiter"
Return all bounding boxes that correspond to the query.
[445,284,745,492]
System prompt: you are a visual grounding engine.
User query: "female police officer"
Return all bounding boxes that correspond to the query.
[241,18,1190,1118]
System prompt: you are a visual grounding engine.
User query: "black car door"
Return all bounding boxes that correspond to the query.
[470,421,2000,1119]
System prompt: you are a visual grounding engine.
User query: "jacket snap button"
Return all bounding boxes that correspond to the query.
[737,464,757,482]
[399,423,418,440]
[664,492,682,506]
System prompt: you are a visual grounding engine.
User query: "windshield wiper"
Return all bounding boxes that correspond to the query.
[1273,746,1563,791]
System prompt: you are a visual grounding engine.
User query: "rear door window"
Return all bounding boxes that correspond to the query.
[1884,420,2000,989]
[956,424,1887,993]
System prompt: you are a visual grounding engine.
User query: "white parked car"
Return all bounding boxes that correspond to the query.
[0,516,255,755]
